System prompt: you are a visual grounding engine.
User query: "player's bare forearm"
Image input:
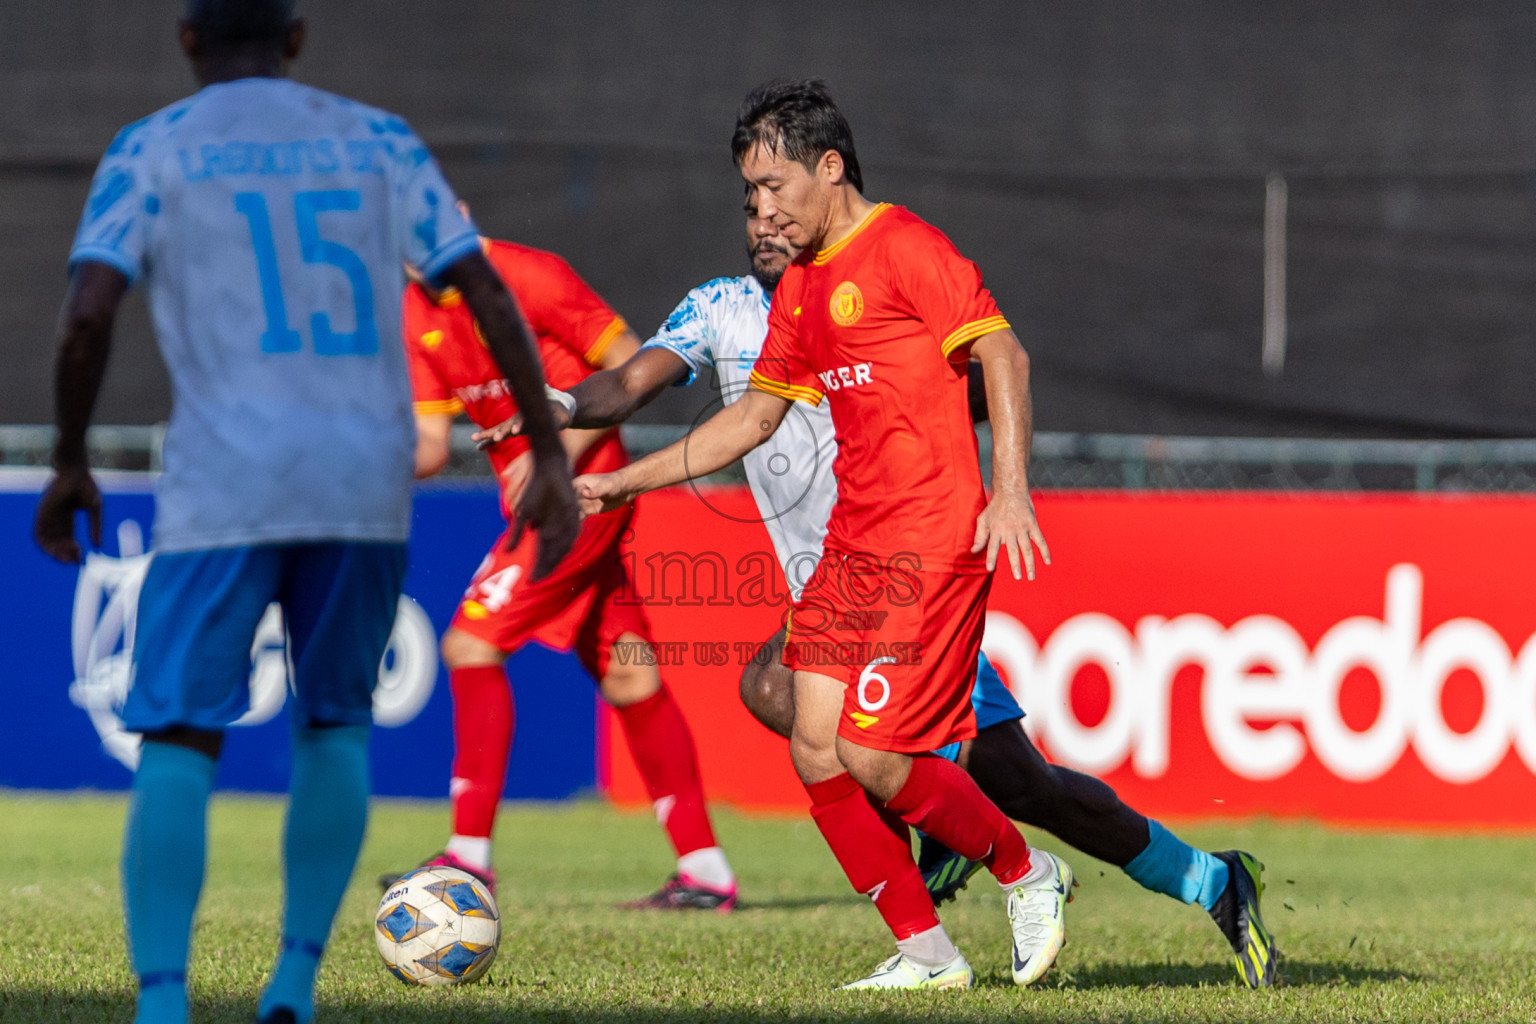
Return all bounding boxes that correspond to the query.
[35,261,126,562]
[51,263,127,469]
[469,345,685,446]
[567,346,689,429]
[440,252,563,459]
[629,387,786,491]
[576,389,789,514]
[971,329,1034,498]
[969,328,1049,579]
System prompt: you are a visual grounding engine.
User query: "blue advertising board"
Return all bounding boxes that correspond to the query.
[0,470,598,799]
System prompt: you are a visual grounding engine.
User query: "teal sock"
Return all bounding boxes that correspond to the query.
[258,725,371,1024]
[1122,820,1229,911]
[122,742,217,1024]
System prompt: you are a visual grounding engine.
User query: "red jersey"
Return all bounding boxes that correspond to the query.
[404,239,629,486]
[749,204,1009,574]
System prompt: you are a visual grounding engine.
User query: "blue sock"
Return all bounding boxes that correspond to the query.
[258,725,371,1024]
[1122,820,1229,911]
[122,742,217,1024]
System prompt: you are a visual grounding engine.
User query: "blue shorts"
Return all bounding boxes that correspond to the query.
[125,542,407,732]
[932,651,1023,763]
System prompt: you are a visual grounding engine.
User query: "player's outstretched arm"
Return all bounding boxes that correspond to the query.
[573,387,790,516]
[566,345,690,429]
[969,328,1050,581]
[439,251,578,579]
[472,345,691,447]
[34,262,128,563]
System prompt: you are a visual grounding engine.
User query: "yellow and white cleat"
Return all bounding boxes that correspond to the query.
[1007,849,1076,986]
[840,951,974,990]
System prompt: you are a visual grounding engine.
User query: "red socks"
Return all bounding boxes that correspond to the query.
[450,671,719,865]
[805,773,939,940]
[614,686,717,857]
[447,665,514,839]
[804,759,1032,944]
[886,754,1032,885]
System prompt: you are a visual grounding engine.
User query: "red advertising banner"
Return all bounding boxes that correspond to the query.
[604,488,1536,826]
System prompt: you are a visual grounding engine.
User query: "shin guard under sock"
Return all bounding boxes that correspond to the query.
[258,725,371,1024]
[886,754,1032,886]
[615,686,720,859]
[448,664,513,839]
[122,742,217,1024]
[805,773,938,940]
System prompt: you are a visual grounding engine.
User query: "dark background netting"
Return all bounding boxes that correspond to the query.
[5,1,1536,436]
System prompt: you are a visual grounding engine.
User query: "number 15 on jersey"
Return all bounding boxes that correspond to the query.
[235,189,379,356]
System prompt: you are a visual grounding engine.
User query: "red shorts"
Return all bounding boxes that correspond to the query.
[783,550,992,754]
[452,506,650,678]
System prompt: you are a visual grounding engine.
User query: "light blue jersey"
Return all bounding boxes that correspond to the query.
[70,78,479,552]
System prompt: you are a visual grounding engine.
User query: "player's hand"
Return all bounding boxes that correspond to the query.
[972,488,1050,581]
[34,463,103,564]
[497,452,534,511]
[473,400,573,450]
[572,471,637,517]
[507,450,579,579]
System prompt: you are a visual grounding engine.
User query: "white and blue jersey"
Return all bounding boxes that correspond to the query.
[643,274,1022,735]
[70,78,479,553]
[643,275,839,599]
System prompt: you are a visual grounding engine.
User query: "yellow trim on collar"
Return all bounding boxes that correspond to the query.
[813,203,892,265]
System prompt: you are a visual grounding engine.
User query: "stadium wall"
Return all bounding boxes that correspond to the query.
[0,475,599,800]
[8,474,1536,827]
[607,488,1536,827]
[6,2,1536,437]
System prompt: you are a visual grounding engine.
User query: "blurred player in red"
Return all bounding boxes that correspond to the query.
[383,225,736,911]
[574,80,1066,988]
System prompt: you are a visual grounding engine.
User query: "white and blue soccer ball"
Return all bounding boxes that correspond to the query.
[374,866,500,986]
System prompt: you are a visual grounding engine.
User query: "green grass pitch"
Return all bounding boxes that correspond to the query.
[3,792,1535,1023]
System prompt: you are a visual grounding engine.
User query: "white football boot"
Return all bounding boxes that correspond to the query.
[840,950,974,990]
[1006,849,1076,986]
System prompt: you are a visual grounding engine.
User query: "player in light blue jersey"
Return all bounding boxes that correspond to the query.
[479,199,1277,989]
[33,3,577,1022]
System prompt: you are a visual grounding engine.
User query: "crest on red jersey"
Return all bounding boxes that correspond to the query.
[830,281,864,326]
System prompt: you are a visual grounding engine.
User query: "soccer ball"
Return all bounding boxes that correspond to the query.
[374,866,501,986]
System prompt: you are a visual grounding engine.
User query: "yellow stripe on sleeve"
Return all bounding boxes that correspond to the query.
[940,315,1011,360]
[748,370,824,406]
[584,316,628,367]
[413,398,465,416]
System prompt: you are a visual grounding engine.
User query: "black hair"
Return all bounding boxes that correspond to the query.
[185,0,296,46]
[732,79,863,193]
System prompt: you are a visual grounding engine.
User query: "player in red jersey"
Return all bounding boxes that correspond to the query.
[383,231,737,911]
[573,80,1067,989]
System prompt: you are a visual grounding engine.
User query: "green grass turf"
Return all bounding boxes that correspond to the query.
[3,792,1535,1023]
